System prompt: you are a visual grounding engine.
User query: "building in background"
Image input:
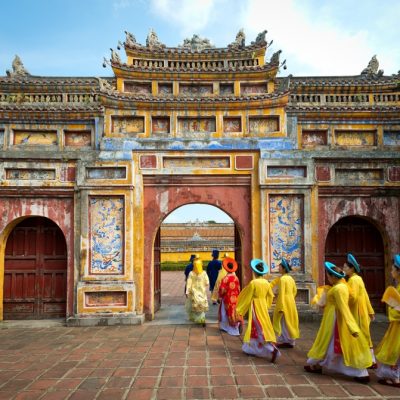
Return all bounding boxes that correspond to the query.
[160,221,234,263]
[0,30,399,324]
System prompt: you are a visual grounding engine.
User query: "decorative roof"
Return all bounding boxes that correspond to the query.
[122,29,269,55]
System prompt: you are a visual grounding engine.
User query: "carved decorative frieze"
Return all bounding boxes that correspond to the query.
[112,116,145,134]
[86,167,126,180]
[85,291,127,307]
[163,157,230,169]
[124,81,151,95]
[152,117,170,135]
[13,130,57,146]
[302,130,328,147]
[267,166,306,178]
[335,169,384,184]
[335,130,376,146]
[179,84,213,96]
[248,116,279,135]
[177,117,216,135]
[64,130,91,148]
[223,117,242,133]
[383,130,400,146]
[241,83,267,95]
[6,168,56,180]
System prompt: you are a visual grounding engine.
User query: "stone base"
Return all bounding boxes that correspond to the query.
[66,313,145,327]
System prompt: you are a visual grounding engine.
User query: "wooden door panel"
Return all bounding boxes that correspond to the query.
[154,228,161,312]
[4,217,67,320]
[325,217,385,312]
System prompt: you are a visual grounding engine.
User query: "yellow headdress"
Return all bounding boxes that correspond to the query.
[193,259,203,275]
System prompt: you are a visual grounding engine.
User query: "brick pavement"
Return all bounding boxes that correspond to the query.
[0,272,398,400]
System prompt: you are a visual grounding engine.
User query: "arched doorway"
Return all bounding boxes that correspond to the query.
[325,216,385,311]
[153,204,239,313]
[3,217,67,319]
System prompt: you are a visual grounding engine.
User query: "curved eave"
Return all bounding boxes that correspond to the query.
[111,64,279,81]
[124,42,267,60]
[99,91,289,111]
[286,105,400,119]
[287,76,400,93]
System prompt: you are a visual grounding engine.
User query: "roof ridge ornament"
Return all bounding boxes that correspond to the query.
[97,77,117,94]
[110,48,121,64]
[361,55,384,77]
[6,55,30,77]
[228,29,246,49]
[179,34,215,52]
[251,30,268,46]
[146,29,165,49]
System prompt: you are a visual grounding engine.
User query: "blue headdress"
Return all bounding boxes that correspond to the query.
[250,259,269,275]
[394,254,400,269]
[281,258,291,273]
[347,253,360,273]
[324,261,345,279]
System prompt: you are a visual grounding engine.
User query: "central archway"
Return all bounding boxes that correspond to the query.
[154,204,239,313]
[143,174,252,319]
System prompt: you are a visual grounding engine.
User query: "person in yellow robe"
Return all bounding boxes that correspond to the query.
[305,261,372,383]
[375,254,400,388]
[343,253,376,366]
[270,258,300,348]
[236,259,280,362]
[186,258,209,326]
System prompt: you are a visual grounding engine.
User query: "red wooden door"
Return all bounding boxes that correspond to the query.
[325,216,385,312]
[234,225,242,286]
[4,217,67,319]
[154,228,161,312]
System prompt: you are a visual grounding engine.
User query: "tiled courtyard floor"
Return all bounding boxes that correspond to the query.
[0,272,398,400]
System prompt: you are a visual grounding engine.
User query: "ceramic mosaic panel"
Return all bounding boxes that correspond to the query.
[158,83,173,95]
[383,131,400,146]
[267,166,306,178]
[269,195,303,272]
[178,117,216,134]
[223,117,242,133]
[112,116,145,134]
[89,197,124,274]
[335,169,383,184]
[152,117,170,134]
[13,130,57,146]
[220,84,234,95]
[124,81,151,95]
[6,169,56,180]
[335,130,376,146]
[163,157,230,169]
[248,117,279,135]
[179,84,213,96]
[302,130,328,147]
[86,167,126,180]
[241,83,266,95]
[85,291,127,307]
[64,130,91,147]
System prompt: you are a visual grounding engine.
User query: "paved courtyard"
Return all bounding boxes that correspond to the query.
[0,272,398,400]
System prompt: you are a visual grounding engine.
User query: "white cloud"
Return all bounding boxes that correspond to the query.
[149,0,220,37]
[240,0,376,76]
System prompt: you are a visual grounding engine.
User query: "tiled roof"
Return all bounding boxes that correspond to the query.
[286,104,400,112]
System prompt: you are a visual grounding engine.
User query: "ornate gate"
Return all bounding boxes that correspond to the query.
[325,216,385,312]
[4,217,67,319]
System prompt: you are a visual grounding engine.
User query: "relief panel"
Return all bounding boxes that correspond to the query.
[241,83,267,95]
[383,131,400,146]
[64,130,91,148]
[335,169,384,184]
[248,117,279,135]
[86,167,126,180]
[152,117,170,135]
[89,197,124,274]
[177,117,216,135]
[163,157,230,169]
[220,84,234,95]
[335,130,376,146]
[13,130,57,146]
[124,81,152,95]
[179,84,213,96]
[269,195,303,273]
[85,291,127,307]
[6,169,56,180]
[112,116,145,134]
[302,130,328,147]
[223,117,242,133]
[267,166,306,178]
[158,83,173,95]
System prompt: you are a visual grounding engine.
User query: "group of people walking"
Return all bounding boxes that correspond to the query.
[183,250,400,387]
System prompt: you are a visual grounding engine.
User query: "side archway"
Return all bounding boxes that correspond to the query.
[3,217,68,320]
[325,216,385,311]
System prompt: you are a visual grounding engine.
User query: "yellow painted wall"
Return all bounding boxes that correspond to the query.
[161,251,234,263]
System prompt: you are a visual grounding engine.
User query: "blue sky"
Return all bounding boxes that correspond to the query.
[163,204,233,223]
[1,0,399,77]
